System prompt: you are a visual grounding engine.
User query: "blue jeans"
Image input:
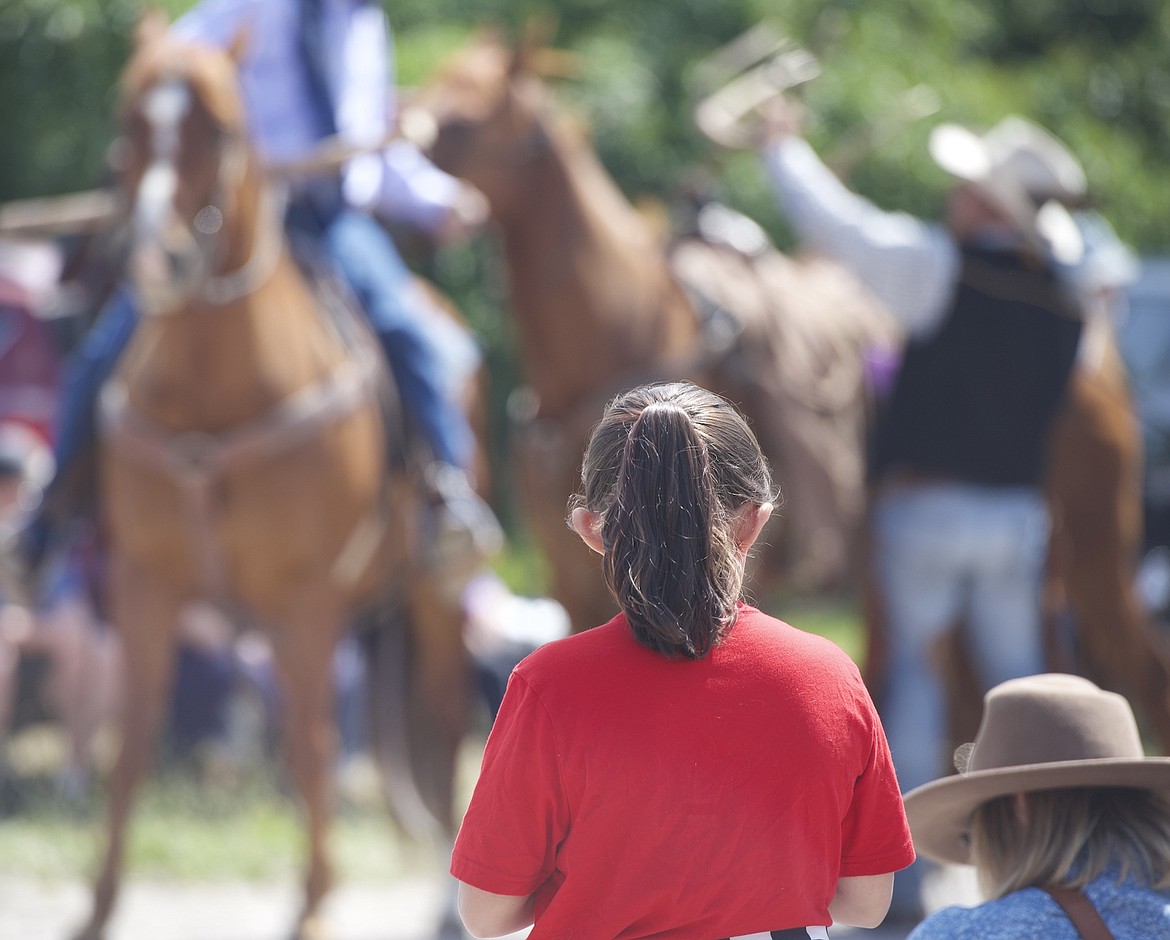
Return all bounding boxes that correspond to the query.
[51,209,472,484]
[873,481,1050,795]
[320,210,472,469]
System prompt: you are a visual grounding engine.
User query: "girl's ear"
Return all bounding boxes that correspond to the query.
[733,502,773,556]
[570,507,605,555]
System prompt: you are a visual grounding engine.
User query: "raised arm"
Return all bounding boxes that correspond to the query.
[758,100,958,337]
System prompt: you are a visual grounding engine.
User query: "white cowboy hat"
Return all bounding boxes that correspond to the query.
[903,673,1170,867]
[929,116,1087,263]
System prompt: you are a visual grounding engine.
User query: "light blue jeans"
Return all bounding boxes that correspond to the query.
[873,482,1050,794]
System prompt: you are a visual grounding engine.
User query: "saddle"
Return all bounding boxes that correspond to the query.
[668,203,900,589]
[287,234,414,477]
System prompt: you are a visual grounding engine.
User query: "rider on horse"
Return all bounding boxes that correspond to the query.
[15,0,501,586]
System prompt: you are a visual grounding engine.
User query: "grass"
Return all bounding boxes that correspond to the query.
[765,592,867,664]
[0,758,440,884]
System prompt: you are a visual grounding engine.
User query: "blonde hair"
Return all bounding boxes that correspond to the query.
[970,787,1170,899]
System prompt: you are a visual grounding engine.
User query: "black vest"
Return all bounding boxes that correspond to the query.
[869,246,1084,488]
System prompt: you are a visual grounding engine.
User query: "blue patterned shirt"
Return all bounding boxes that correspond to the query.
[906,871,1170,940]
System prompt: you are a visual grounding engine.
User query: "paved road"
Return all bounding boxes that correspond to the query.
[0,866,979,940]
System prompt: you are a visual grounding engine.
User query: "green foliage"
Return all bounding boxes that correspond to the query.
[390,0,1170,248]
[0,1,137,200]
[5,0,1169,241]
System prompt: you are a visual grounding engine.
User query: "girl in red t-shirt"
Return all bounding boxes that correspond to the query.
[452,381,914,938]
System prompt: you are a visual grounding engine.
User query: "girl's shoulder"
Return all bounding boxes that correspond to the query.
[513,613,630,674]
[734,605,864,675]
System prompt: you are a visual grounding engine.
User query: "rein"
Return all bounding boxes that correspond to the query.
[99,350,384,601]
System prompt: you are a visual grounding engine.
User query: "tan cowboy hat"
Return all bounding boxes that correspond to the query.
[928,115,1087,263]
[904,673,1170,866]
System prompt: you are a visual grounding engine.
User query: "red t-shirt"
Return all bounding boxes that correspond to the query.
[451,604,915,938]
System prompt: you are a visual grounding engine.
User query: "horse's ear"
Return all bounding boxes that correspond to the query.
[134,7,170,48]
[520,12,560,51]
[227,23,251,64]
[509,13,561,77]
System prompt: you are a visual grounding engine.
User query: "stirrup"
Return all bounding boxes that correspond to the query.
[421,463,504,578]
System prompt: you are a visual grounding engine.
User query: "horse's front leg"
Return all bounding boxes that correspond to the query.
[268,588,345,940]
[75,555,184,940]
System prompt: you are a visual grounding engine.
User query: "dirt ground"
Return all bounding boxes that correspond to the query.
[0,866,979,940]
[0,874,447,940]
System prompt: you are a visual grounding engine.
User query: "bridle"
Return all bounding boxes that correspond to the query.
[194,125,285,307]
[126,74,284,313]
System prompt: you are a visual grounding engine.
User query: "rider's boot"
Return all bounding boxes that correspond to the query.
[421,461,504,589]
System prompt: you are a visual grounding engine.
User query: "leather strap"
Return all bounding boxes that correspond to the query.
[1044,886,1114,940]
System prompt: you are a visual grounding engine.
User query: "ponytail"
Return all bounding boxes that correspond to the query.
[574,383,774,659]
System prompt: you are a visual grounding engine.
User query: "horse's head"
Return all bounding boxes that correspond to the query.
[116,15,272,314]
[405,32,574,223]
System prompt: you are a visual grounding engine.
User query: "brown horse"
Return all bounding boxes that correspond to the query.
[408,32,898,634]
[408,33,1170,755]
[1042,314,1170,750]
[79,19,469,940]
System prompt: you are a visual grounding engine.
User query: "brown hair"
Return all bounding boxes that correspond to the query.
[571,382,775,658]
[970,788,1170,899]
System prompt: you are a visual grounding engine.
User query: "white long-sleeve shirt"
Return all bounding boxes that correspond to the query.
[172,0,460,232]
[760,135,1116,344]
[761,136,961,338]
